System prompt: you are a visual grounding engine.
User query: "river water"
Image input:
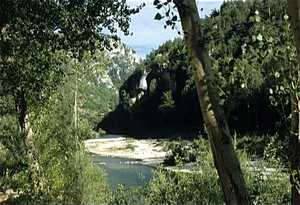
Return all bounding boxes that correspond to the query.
[93,156,154,190]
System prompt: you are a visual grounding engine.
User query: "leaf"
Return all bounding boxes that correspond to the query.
[280,86,284,91]
[267,48,273,54]
[219,99,225,106]
[268,37,274,43]
[256,34,263,41]
[156,4,163,9]
[166,7,170,17]
[171,15,177,21]
[166,20,172,25]
[284,14,289,20]
[275,71,280,78]
[269,88,273,94]
[154,13,164,20]
[255,15,261,22]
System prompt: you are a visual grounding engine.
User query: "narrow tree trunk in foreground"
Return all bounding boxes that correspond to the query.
[74,65,79,148]
[14,82,44,196]
[287,1,300,204]
[174,1,252,204]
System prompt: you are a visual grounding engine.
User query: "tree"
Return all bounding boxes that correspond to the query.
[287,1,300,204]
[0,0,143,196]
[64,50,109,147]
[154,0,252,204]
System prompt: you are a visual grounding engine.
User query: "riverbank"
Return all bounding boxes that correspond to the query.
[84,135,170,167]
[84,135,201,172]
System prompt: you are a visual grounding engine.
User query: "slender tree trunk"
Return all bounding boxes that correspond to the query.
[16,93,44,195]
[1,23,43,196]
[74,63,79,148]
[287,1,300,204]
[173,1,252,204]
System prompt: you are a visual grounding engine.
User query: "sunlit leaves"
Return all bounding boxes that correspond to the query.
[255,15,261,22]
[256,34,263,41]
[246,1,296,125]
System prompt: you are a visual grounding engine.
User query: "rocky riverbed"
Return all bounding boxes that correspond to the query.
[84,136,171,167]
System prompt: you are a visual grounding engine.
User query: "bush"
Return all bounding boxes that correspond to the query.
[112,135,291,205]
[63,146,111,204]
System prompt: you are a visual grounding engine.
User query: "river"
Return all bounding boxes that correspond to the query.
[93,156,154,190]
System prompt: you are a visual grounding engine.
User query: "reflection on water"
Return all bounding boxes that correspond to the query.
[93,157,153,190]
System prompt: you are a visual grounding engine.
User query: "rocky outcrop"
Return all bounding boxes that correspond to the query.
[101,40,138,90]
[119,65,178,111]
[146,68,177,93]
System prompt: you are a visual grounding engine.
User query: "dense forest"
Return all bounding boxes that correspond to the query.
[99,0,290,137]
[0,0,299,204]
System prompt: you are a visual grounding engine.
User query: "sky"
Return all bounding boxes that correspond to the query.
[116,1,223,60]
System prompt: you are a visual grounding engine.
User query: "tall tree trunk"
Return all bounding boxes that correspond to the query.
[287,1,300,204]
[74,62,80,148]
[1,23,43,196]
[15,89,44,195]
[173,1,252,204]
[74,66,79,148]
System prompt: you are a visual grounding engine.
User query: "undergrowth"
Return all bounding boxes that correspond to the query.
[110,134,291,205]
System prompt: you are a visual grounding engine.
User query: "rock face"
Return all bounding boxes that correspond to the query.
[97,38,203,136]
[98,39,137,91]
[101,40,138,90]
[119,66,178,111]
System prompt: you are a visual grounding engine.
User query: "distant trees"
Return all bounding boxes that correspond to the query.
[99,38,201,135]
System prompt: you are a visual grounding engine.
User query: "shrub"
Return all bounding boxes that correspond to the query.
[112,135,291,205]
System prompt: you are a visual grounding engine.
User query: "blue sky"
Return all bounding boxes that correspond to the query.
[117,1,223,60]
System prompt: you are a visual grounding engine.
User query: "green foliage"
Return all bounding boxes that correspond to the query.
[263,133,286,166]
[110,184,140,205]
[102,1,293,135]
[164,137,200,165]
[63,49,118,130]
[100,38,199,135]
[245,1,296,128]
[158,90,176,118]
[1,0,144,198]
[0,115,28,190]
[63,147,111,204]
[0,80,111,204]
[110,135,290,205]
[33,88,111,204]
[139,167,223,205]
